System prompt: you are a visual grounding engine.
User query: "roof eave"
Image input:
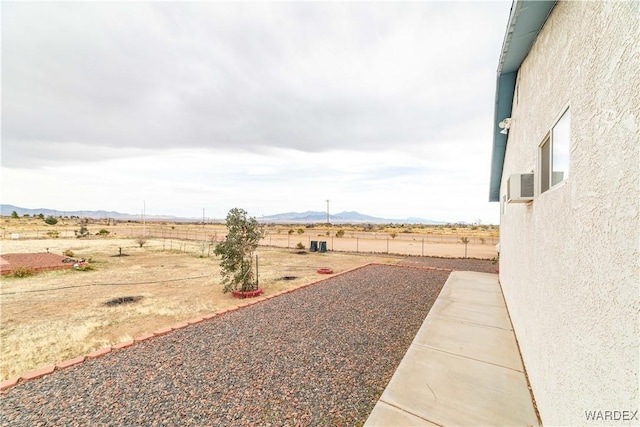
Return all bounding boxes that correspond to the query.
[489,0,557,202]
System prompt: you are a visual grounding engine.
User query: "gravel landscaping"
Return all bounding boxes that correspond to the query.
[399,255,498,273]
[0,252,83,276]
[0,264,450,426]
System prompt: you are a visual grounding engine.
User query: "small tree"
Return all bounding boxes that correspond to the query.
[11,211,19,219]
[136,236,147,248]
[460,237,470,258]
[214,208,265,293]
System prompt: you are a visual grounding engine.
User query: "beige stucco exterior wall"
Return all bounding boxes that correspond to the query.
[499,1,639,425]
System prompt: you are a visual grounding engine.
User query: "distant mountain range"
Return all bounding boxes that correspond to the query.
[260,211,444,224]
[0,204,180,222]
[1,204,445,225]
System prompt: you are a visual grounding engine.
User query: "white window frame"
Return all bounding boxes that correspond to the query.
[539,107,571,194]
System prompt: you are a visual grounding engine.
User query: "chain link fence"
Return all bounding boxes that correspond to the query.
[2,225,498,259]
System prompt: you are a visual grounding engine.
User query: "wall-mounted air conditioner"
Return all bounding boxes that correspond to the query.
[507,173,534,203]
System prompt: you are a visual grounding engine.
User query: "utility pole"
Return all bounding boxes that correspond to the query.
[326,200,330,225]
[142,200,146,237]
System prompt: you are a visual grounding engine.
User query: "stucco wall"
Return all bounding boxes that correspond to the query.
[499,1,639,425]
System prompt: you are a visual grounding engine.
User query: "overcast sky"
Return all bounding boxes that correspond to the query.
[2,1,511,223]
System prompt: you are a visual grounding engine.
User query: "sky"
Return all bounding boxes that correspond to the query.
[2,1,511,224]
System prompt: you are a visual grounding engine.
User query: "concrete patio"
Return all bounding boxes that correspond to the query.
[365,271,540,426]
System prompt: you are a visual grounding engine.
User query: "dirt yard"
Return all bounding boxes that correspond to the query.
[0,238,402,381]
[0,216,499,381]
[1,217,499,258]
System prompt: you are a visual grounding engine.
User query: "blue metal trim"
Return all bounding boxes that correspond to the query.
[489,0,556,202]
[490,72,517,202]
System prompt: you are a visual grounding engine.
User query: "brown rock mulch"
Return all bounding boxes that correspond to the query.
[0,253,83,276]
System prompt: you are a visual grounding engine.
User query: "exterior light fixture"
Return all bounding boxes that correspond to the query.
[499,118,512,134]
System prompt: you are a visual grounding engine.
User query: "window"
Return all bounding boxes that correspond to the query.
[540,135,551,193]
[540,108,570,193]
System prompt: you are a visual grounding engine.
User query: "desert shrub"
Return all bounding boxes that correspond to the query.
[46,230,60,238]
[288,229,295,235]
[480,237,486,244]
[390,232,397,239]
[11,211,19,219]
[75,224,89,238]
[136,236,147,248]
[336,229,345,238]
[296,242,305,250]
[297,228,304,235]
[11,267,35,278]
[64,249,75,257]
[96,229,110,236]
[44,216,58,225]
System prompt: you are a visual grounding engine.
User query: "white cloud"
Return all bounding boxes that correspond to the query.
[2,1,510,224]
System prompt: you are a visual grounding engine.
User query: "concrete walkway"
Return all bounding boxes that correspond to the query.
[365,271,540,426]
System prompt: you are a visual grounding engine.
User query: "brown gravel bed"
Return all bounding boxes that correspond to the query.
[0,252,80,275]
[398,256,498,273]
[0,264,449,426]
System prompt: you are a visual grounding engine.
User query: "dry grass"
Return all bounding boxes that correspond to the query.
[0,216,499,380]
[1,216,499,241]
[0,239,400,381]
